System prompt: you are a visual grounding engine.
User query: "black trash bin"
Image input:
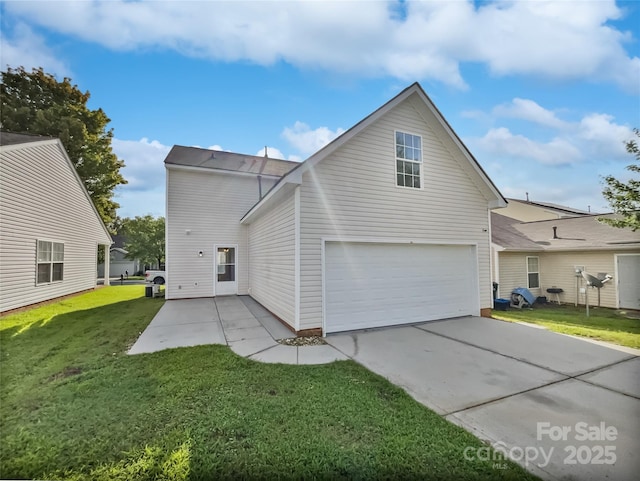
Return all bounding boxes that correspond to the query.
[492,282,499,300]
[145,285,153,298]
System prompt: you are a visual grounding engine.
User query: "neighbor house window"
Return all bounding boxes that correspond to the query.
[395,131,422,189]
[37,240,64,284]
[527,256,539,289]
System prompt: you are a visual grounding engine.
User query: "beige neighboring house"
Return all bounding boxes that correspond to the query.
[0,132,112,313]
[166,83,507,335]
[495,198,593,222]
[491,212,640,310]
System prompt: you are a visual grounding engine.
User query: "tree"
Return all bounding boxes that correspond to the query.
[122,216,165,268]
[601,128,640,231]
[0,66,126,226]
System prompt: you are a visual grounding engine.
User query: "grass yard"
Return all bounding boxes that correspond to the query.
[1,286,537,480]
[492,303,640,349]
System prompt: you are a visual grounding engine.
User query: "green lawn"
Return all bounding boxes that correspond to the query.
[1,286,537,480]
[492,304,640,349]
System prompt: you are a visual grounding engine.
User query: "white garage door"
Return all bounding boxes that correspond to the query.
[617,254,640,309]
[325,242,479,333]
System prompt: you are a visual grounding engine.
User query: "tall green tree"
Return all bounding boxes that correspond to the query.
[122,216,165,268]
[601,128,640,231]
[0,66,126,226]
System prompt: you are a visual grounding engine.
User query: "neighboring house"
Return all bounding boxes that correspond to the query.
[97,247,141,278]
[491,212,640,309]
[165,83,506,335]
[0,132,112,313]
[495,198,593,222]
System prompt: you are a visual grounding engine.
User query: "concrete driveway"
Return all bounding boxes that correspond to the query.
[326,317,640,481]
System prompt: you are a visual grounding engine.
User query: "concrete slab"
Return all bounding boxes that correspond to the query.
[326,326,565,414]
[447,379,640,481]
[147,298,219,326]
[577,357,640,398]
[418,317,635,376]
[215,299,256,321]
[229,337,279,357]
[128,321,225,354]
[220,316,261,330]
[224,326,272,342]
[298,344,349,364]
[249,344,298,364]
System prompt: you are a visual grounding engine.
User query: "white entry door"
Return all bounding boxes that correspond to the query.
[617,254,640,309]
[324,242,479,334]
[215,246,237,296]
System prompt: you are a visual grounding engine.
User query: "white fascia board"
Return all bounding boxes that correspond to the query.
[2,138,113,243]
[410,89,506,206]
[240,175,301,224]
[242,85,421,223]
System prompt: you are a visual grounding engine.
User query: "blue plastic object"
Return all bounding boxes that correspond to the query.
[512,287,536,306]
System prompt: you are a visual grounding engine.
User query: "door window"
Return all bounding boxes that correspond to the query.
[217,247,235,282]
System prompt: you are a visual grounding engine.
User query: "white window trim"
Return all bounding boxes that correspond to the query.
[394,130,424,190]
[526,256,540,289]
[36,239,65,285]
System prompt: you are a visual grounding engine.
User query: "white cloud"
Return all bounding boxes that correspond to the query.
[0,23,70,76]
[474,99,633,167]
[479,127,582,165]
[4,0,638,91]
[112,137,169,191]
[282,121,345,156]
[493,99,569,129]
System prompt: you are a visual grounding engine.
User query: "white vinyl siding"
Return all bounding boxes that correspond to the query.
[496,252,541,299]
[0,141,112,313]
[248,191,296,327]
[165,167,278,300]
[299,96,492,330]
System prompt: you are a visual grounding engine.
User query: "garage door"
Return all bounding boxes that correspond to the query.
[617,254,640,309]
[325,242,478,333]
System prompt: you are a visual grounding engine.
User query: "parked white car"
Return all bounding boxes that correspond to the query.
[145,270,166,285]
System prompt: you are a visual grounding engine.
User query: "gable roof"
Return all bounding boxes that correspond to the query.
[241,82,506,223]
[0,137,113,244]
[165,145,298,177]
[492,212,640,251]
[0,131,55,146]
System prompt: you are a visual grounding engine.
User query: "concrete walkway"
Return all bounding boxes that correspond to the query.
[128,296,348,364]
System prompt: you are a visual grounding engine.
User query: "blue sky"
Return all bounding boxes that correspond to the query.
[1,0,639,218]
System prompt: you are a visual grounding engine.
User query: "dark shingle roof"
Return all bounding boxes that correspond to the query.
[492,212,640,251]
[164,145,298,177]
[491,213,543,251]
[0,131,55,146]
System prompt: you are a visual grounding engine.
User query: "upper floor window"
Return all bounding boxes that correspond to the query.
[395,131,422,189]
[37,240,64,284]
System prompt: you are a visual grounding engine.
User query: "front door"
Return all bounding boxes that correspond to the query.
[215,246,237,296]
